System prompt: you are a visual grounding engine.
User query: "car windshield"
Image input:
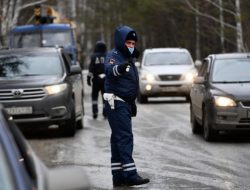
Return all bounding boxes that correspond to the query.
[13,30,71,48]
[212,59,250,83]
[0,53,63,78]
[0,145,15,190]
[144,52,192,66]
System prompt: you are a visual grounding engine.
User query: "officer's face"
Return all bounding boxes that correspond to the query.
[125,40,136,48]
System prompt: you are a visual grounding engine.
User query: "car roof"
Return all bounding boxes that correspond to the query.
[0,47,61,55]
[143,48,190,53]
[209,53,250,60]
[11,24,71,33]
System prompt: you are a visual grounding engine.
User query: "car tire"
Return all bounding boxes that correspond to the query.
[137,93,148,104]
[203,106,216,141]
[61,100,76,137]
[190,105,201,134]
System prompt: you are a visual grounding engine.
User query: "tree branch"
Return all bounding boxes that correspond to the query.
[184,0,236,30]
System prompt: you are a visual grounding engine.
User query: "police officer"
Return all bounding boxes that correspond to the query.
[104,25,150,187]
[87,41,107,119]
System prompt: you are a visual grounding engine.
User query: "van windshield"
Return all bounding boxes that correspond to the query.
[12,30,71,48]
[144,52,192,66]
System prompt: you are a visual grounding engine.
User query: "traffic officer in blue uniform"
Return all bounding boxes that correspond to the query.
[104,25,150,187]
[87,41,107,119]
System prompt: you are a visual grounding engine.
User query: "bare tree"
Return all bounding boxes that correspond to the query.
[0,0,48,46]
[185,0,244,52]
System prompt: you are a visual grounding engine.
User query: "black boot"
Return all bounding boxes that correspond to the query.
[113,180,125,187]
[125,175,150,186]
[93,113,98,119]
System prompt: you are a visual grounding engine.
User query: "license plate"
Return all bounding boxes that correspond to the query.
[162,87,176,92]
[5,107,33,115]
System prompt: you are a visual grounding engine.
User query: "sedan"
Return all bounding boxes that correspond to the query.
[0,104,91,190]
[190,53,250,141]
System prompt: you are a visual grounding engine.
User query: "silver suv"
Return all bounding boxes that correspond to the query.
[138,48,197,103]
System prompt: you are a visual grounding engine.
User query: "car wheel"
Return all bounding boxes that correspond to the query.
[190,105,201,134]
[137,93,148,104]
[203,106,216,141]
[61,100,76,137]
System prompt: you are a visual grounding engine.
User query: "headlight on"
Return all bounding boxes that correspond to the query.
[185,72,196,82]
[141,73,155,82]
[214,96,236,107]
[45,83,67,95]
[145,73,155,82]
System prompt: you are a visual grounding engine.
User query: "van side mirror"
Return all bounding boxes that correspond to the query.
[194,60,202,69]
[135,61,140,68]
[70,65,82,75]
[194,76,205,84]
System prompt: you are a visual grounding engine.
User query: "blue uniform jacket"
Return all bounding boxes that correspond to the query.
[104,26,139,102]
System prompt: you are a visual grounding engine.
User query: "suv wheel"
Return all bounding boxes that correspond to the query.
[138,93,148,104]
[190,105,201,134]
[61,100,76,137]
[203,106,216,141]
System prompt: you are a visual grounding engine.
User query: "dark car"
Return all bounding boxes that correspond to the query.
[0,104,91,190]
[190,53,250,141]
[0,47,84,136]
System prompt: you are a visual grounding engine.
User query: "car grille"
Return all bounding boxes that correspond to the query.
[240,101,250,107]
[158,74,181,81]
[239,118,250,123]
[0,88,46,101]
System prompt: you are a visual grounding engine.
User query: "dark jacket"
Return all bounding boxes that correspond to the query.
[88,41,107,80]
[104,26,139,102]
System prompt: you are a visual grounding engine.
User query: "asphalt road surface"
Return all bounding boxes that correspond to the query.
[27,72,250,190]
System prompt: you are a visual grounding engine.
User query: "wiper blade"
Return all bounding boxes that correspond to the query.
[213,81,250,83]
[18,74,41,76]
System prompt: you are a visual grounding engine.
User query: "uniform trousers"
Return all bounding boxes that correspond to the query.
[92,78,105,116]
[105,100,138,182]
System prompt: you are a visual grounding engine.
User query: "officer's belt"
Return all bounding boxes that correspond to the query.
[103,93,124,109]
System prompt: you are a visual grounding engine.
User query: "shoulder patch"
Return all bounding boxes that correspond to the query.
[109,58,115,64]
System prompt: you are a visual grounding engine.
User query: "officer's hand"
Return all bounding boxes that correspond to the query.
[118,63,131,74]
[87,76,91,86]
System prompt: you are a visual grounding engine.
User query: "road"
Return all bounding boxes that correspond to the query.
[27,72,250,190]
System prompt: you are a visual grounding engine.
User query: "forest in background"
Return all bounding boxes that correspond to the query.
[1,0,250,67]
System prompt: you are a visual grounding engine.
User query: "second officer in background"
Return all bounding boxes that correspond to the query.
[87,41,107,119]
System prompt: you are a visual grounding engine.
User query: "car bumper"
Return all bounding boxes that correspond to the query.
[139,80,192,97]
[1,90,72,126]
[211,104,250,130]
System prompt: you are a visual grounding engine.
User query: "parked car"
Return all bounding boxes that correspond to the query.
[0,47,84,136]
[0,104,91,190]
[138,48,197,103]
[190,53,250,141]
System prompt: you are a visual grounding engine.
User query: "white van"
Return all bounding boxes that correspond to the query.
[138,48,197,103]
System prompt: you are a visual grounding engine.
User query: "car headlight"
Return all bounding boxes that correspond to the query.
[45,83,67,95]
[141,72,155,82]
[185,72,197,82]
[214,96,236,107]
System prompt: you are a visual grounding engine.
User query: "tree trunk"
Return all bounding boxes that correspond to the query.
[235,0,244,52]
[219,0,225,52]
